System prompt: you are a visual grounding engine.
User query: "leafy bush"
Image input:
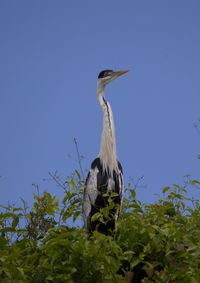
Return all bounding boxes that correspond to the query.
[0,172,200,282]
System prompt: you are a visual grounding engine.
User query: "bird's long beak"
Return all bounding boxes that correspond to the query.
[112,69,129,78]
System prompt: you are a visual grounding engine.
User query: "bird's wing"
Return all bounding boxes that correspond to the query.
[83,166,99,229]
[117,161,124,209]
[119,170,124,209]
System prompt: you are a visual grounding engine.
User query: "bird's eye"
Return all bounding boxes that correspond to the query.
[106,71,112,77]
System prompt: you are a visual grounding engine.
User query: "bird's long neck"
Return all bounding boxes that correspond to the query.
[97,83,118,175]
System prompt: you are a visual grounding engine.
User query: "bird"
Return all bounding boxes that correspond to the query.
[83,69,129,234]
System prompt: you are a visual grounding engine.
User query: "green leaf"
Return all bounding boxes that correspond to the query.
[69,179,75,188]
[130,189,136,198]
[162,186,171,193]
[12,216,19,229]
[75,170,81,179]
[130,258,142,269]
[91,212,102,222]
[191,180,200,186]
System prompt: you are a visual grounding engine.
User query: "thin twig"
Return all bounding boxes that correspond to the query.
[48,171,67,192]
[20,197,29,226]
[73,138,84,179]
[133,175,145,191]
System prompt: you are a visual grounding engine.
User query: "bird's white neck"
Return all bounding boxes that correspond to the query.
[97,82,118,175]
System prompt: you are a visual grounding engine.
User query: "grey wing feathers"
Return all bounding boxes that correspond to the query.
[83,167,99,229]
[83,158,124,232]
[118,168,124,210]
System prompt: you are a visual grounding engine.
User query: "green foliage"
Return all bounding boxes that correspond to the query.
[0,173,200,282]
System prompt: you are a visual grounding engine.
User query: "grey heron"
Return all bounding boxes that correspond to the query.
[83,69,129,234]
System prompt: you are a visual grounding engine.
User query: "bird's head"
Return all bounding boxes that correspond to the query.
[97,69,129,89]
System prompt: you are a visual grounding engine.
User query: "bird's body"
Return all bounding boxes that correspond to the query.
[83,69,128,234]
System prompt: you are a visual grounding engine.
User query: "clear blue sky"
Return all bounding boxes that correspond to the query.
[0,1,200,207]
